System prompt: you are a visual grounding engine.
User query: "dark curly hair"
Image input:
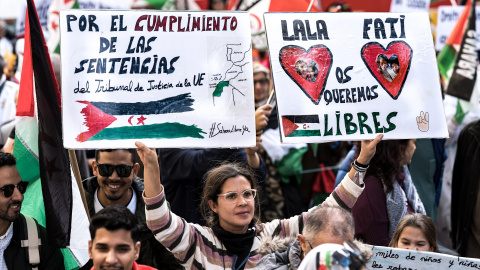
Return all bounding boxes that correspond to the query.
[356,139,410,193]
[0,152,16,167]
[200,163,261,228]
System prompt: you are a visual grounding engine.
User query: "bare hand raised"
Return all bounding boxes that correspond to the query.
[357,134,384,165]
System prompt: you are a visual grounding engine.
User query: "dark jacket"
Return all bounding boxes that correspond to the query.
[5,214,64,270]
[82,176,183,270]
[451,120,480,256]
[158,148,267,225]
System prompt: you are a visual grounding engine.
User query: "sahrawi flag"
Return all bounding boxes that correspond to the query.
[75,93,205,142]
[47,0,79,54]
[14,0,89,268]
[437,0,477,123]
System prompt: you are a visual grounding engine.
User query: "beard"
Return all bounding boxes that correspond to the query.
[0,201,22,222]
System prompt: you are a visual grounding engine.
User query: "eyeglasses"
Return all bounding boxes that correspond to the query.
[0,182,28,198]
[217,189,257,204]
[96,163,134,177]
[306,239,314,250]
[254,79,269,86]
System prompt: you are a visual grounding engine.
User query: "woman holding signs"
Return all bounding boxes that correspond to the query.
[136,134,382,270]
[351,139,426,247]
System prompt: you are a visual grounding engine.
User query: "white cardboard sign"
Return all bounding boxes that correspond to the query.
[435,5,480,51]
[367,245,480,270]
[60,10,255,149]
[390,0,430,13]
[264,12,448,143]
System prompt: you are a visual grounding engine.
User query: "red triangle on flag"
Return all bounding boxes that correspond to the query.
[76,101,117,142]
[282,116,299,137]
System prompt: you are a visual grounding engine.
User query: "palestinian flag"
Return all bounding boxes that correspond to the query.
[14,0,89,268]
[75,93,205,142]
[438,0,477,102]
[47,0,79,54]
[281,115,321,137]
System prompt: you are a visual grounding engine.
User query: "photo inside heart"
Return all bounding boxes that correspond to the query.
[294,59,319,83]
[376,54,400,82]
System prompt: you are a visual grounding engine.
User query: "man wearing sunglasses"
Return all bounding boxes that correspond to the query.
[0,152,64,269]
[82,149,181,270]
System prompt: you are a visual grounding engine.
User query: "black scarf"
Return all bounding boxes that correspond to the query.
[212,221,256,270]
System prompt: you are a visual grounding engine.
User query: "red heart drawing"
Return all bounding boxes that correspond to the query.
[279,45,333,105]
[361,41,412,100]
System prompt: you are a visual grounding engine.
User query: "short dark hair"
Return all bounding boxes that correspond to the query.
[303,206,354,241]
[95,149,135,164]
[0,152,16,168]
[89,205,141,243]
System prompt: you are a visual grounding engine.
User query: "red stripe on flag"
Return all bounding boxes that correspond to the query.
[445,0,472,46]
[16,8,34,117]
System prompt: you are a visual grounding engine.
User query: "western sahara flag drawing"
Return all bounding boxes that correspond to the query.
[75,93,206,142]
[281,115,321,137]
[14,0,89,268]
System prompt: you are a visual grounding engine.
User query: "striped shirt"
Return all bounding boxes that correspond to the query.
[144,175,364,270]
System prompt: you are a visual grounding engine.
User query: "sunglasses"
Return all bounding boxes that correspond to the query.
[96,163,134,177]
[0,182,28,198]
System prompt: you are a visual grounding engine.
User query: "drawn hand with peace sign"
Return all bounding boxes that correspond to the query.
[417,111,429,132]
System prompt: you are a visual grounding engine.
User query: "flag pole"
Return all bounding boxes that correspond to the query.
[68,150,91,222]
[307,0,315,12]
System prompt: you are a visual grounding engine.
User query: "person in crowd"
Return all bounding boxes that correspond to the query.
[0,152,64,269]
[253,62,271,108]
[256,206,355,269]
[351,139,426,246]
[0,55,18,146]
[82,149,182,269]
[88,204,156,270]
[157,104,269,225]
[0,21,13,59]
[138,133,382,269]
[389,213,438,252]
[451,119,480,258]
[298,242,367,270]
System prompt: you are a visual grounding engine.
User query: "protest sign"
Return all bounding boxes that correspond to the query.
[435,5,480,51]
[264,12,448,143]
[60,10,255,149]
[367,245,480,270]
[390,0,429,13]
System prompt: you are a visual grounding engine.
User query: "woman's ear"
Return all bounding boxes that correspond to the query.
[208,200,217,213]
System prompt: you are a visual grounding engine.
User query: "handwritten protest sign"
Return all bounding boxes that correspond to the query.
[264,12,448,143]
[367,245,480,270]
[390,0,429,13]
[435,5,480,51]
[60,10,255,149]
